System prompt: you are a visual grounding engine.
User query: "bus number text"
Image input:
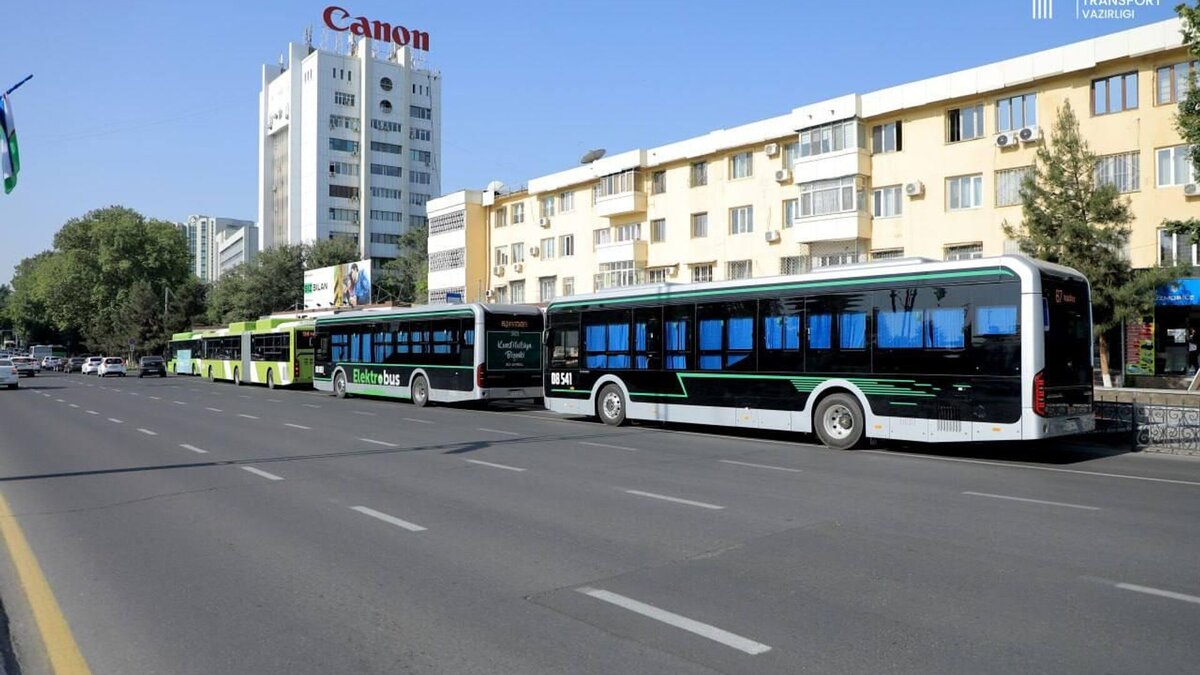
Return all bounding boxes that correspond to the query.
[550,372,574,386]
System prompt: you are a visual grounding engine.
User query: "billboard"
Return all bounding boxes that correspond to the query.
[304,259,372,309]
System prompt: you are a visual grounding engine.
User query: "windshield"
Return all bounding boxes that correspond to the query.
[0,360,10,366]
[1041,274,1092,387]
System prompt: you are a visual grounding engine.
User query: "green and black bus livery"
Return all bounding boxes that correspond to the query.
[544,256,1094,449]
[313,304,543,405]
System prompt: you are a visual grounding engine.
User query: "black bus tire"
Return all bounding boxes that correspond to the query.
[412,375,430,408]
[597,384,627,426]
[333,371,348,399]
[814,393,865,450]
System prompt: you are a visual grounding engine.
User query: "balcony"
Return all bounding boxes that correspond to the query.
[792,148,871,183]
[594,239,648,264]
[592,170,647,218]
[593,268,647,290]
[792,211,871,244]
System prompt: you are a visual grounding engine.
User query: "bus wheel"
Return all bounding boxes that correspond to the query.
[597,384,627,426]
[233,368,241,386]
[333,371,348,399]
[266,370,275,390]
[411,375,430,407]
[814,393,864,450]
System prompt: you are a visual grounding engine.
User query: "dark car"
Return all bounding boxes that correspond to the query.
[66,357,87,372]
[138,355,167,378]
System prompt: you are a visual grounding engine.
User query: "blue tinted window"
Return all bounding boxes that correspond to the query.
[728,317,753,351]
[877,310,923,348]
[808,314,832,349]
[928,308,965,349]
[585,324,607,368]
[976,305,1018,335]
[665,319,689,370]
[698,319,723,351]
[839,312,866,349]
[763,315,800,350]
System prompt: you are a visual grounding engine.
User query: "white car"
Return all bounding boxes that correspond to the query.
[10,356,38,377]
[97,357,126,378]
[81,356,104,375]
[0,359,18,389]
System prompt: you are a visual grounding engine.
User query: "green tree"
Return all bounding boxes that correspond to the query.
[375,225,428,304]
[206,244,307,323]
[1004,102,1177,387]
[1163,3,1200,251]
[305,237,360,269]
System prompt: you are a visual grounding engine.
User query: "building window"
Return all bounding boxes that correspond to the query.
[594,171,638,199]
[370,141,402,154]
[369,233,401,245]
[428,248,465,271]
[379,100,393,114]
[947,174,984,210]
[799,176,858,217]
[559,234,575,256]
[370,210,403,222]
[539,237,556,259]
[650,218,666,243]
[511,242,525,263]
[690,161,708,187]
[780,256,803,275]
[996,93,1037,133]
[1095,152,1140,193]
[411,149,432,164]
[410,171,432,185]
[493,286,508,303]
[410,128,431,141]
[1157,61,1199,105]
[995,166,1033,207]
[691,264,714,283]
[539,277,556,302]
[370,186,402,200]
[429,211,464,235]
[614,223,641,242]
[730,152,753,179]
[410,215,427,229]
[329,161,360,176]
[493,207,507,228]
[329,184,359,199]
[410,105,432,120]
[799,119,860,157]
[328,208,358,222]
[594,228,611,247]
[540,195,555,217]
[559,191,575,212]
[691,212,708,238]
[1157,145,1196,187]
[782,198,798,228]
[372,119,402,133]
[334,91,356,106]
[410,193,430,206]
[510,280,525,304]
[370,163,402,177]
[1160,228,1198,266]
[511,203,525,224]
[562,277,575,296]
[729,206,754,234]
[651,171,666,194]
[330,114,359,131]
[646,267,670,284]
[947,105,984,142]
[872,248,904,260]
[329,138,359,153]
[945,243,983,260]
[872,185,903,218]
[1092,72,1139,115]
[380,77,393,91]
[727,260,752,279]
[493,246,508,266]
[783,141,801,167]
[871,121,902,153]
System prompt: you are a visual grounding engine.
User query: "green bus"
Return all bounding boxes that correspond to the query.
[170,319,316,388]
[167,330,208,375]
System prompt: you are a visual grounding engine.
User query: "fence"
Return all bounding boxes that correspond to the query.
[1093,399,1200,456]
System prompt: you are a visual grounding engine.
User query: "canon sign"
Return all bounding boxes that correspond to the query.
[322,5,430,52]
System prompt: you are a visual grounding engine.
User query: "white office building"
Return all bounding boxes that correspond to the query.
[215,223,260,278]
[257,35,442,267]
[178,215,256,282]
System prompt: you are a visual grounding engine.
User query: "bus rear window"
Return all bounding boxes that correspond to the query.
[1041,276,1092,387]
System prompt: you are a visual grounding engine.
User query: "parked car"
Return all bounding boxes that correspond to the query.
[66,356,87,373]
[10,356,38,377]
[138,355,167,378]
[0,359,18,389]
[81,356,104,375]
[97,357,126,378]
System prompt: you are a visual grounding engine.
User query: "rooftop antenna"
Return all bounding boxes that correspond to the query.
[580,148,606,164]
[304,25,313,49]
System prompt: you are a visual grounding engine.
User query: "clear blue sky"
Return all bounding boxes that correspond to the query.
[0,0,1183,284]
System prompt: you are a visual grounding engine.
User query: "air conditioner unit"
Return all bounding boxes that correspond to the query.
[485,289,495,299]
[666,265,679,277]
[538,217,551,228]
[493,266,505,277]
[1185,183,1200,197]
[513,263,524,273]
[529,246,540,257]
[764,142,780,157]
[350,194,359,202]
[995,133,1018,148]
[774,169,792,183]
[351,149,359,157]
[1018,126,1042,143]
[904,181,925,197]
[765,230,782,243]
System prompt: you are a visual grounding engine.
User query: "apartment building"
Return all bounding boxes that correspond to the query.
[427,18,1196,307]
[177,215,256,282]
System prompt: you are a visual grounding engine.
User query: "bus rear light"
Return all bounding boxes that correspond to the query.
[476,364,486,388]
[294,360,300,379]
[1033,370,1046,417]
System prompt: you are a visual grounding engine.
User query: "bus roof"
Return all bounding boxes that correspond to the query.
[314,303,540,325]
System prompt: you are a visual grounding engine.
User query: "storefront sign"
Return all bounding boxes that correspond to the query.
[323,6,430,51]
[1156,279,1200,306]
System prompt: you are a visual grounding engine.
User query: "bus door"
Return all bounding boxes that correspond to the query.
[240,332,252,381]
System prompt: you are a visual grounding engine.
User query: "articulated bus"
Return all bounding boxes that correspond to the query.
[178,319,315,388]
[167,331,205,375]
[543,256,1094,449]
[313,304,543,405]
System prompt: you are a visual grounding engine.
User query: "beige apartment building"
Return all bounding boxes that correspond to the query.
[427,18,1196,306]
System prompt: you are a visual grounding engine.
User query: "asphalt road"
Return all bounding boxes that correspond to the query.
[0,372,1198,674]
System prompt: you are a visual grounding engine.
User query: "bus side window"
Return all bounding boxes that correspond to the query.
[664,305,691,370]
[634,308,662,370]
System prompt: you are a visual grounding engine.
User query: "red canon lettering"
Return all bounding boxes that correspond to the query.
[323,6,349,31]
[321,5,431,52]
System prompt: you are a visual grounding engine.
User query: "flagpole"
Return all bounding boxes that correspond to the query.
[5,75,32,96]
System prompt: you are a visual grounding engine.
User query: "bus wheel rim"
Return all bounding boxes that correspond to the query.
[602,391,621,419]
[823,404,853,440]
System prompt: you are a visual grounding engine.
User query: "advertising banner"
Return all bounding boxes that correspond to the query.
[304,259,372,309]
[486,331,542,370]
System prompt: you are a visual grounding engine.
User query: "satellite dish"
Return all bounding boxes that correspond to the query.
[580,148,607,164]
[485,180,505,193]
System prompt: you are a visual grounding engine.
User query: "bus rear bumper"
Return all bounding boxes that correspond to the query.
[1026,413,1096,439]
[481,386,542,401]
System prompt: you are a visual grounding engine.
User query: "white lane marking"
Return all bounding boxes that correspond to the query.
[267,398,282,403]
[576,587,771,655]
[1115,582,1200,605]
[110,388,122,393]
[352,410,376,416]
[54,398,65,403]
[623,489,724,510]
[107,418,123,424]
[172,400,187,405]
[962,491,1100,511]
[136,428,158,436]
[128,391,140,396]
[350,506,427,532]
[477,427,520,436]
[237,414,259,420]
[303,403,321,408]
[359,437,398,448]
[861,450,1200,488]
[579,441,639,452]
[284,423,312,430]
[205,407,223,413]
[403,417,433,424]
[68,403,79,409]
[148,396,162,400]
[86,410,98,415]
[180,444,208,454]
[189,388,199,392]
[719,459,803,473]
[464,459,527,472]
[239,395,250,399]
[241,466,284,481]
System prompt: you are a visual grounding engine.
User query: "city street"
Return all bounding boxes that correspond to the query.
[0,373,1198,674]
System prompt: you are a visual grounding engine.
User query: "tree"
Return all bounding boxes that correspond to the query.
[375,225,428,304]
[206,243,307,323]
[1004,102,1177,387]
[305,237,360,269]
[1163,3,1200,251]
